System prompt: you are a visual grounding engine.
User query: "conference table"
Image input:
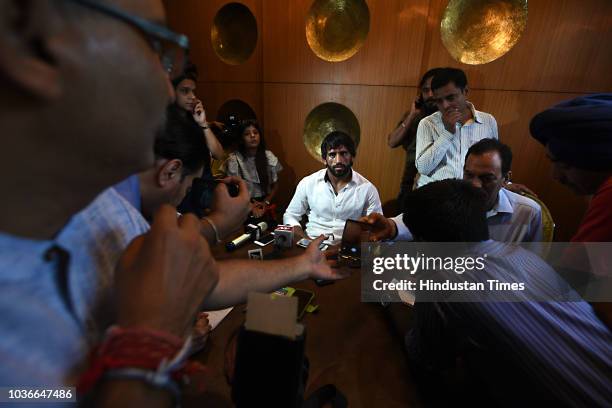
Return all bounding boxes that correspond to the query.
[185,234,422,407]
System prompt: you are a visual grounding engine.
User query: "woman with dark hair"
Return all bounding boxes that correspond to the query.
[170,63,224,216]
[226,120,283,218]
[170,63,224,161]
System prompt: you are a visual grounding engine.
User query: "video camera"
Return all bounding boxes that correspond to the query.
[178,174,239,217]
[218,114,241,146]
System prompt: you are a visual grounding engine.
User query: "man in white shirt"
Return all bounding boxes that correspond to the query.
[284,131,382,242]
[364,139,543,243]
[416,67,498,187]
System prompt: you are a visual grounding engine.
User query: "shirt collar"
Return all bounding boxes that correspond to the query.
[487,188,513,218]
[321,168,356,186]
[466,101,484,124]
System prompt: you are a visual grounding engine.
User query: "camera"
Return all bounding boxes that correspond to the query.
[178,174,239,217]
[220,114,241,143]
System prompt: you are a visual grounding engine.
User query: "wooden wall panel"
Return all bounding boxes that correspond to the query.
[422,0,612,93]
[262,0,430,86]
[197,82,262,124]
[164,0,609,241]
[165,0,263,83]
[262,83,415,210]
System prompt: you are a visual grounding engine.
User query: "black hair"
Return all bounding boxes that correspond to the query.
[466,138,513,176]
[402,179,489,242]
[430,67,468,91]
[155,106,207,178]
[172,63,198,88]
[320,131,356,160]
[237,119,270,195]
[419,67,445,88]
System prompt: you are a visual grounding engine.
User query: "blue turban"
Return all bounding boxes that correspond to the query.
[530,93,612,171]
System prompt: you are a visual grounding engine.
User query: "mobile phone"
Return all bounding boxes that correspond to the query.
[293,288,315,320]
[314,279,334,287]
[296,238,329,251]
[296,238,311,248]
[414,95,424,110]
[254,233,275,247]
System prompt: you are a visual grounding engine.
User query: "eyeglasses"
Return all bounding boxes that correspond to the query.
[67,0,190,79]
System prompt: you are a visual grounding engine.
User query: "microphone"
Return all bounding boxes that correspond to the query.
[226,221,268,251]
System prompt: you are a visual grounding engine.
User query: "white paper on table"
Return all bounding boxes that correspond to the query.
[206,307,234,330]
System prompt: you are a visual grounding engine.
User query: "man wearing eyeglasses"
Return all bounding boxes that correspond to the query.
[0,0,195,404]
[0,1,342,406]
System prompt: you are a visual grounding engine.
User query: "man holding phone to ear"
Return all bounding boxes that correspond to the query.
[388,68,444,201]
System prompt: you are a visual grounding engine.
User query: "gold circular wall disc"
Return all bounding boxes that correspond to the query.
[212,3,258,65]
[303,102,360,161]
[441,0,528,65]
[306,0,370,62]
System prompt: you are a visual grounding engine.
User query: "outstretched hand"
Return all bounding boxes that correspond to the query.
[359,213,397,241]
[303,235,350,281]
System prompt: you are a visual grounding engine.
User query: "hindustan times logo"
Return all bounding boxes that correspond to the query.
[372,253,487,275]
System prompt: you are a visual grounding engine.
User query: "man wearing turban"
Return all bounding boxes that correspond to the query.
[530,93,612,328]
[530,93,612,242]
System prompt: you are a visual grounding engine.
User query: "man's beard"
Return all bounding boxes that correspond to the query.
[328,162,352,178]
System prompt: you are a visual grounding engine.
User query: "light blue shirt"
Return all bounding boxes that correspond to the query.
[393,188,543,243]
[0,188,149,387]
[487,187,543,243]
[113,174,141,212]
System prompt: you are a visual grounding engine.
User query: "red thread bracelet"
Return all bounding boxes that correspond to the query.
[77,326,206,397]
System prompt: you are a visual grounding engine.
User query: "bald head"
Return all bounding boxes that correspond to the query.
[0,0,173,237]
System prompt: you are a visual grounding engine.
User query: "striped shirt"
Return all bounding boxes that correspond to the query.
[415,102,498,188]
[407,240,612,406]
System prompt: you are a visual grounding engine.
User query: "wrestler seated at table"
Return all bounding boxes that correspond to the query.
[283,131,382,243]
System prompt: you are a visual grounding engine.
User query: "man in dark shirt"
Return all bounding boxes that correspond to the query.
[387,68,443,202]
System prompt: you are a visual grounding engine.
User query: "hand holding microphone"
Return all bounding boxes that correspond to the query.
[443,107,463,134]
